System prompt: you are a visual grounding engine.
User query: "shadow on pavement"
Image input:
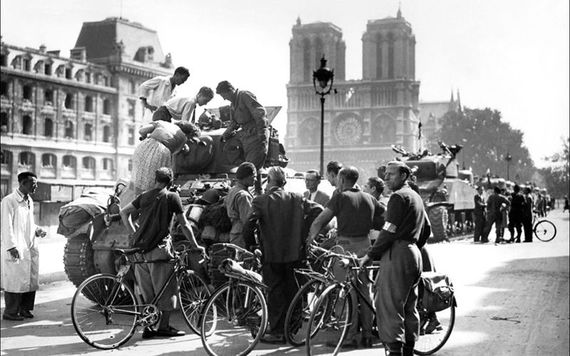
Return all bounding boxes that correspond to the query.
[436,255,569,355]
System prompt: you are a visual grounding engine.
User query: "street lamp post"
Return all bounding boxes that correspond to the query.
[505,152,512,180]
[313,56,334,177]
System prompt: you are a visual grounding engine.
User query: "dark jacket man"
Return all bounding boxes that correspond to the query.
[473,186,487,242]
[243,167,322,343]
[508,184,525,243]
[484,186,511,243]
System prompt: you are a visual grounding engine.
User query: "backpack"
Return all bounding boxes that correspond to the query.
[199,198,232,233]
[419,272,455,312]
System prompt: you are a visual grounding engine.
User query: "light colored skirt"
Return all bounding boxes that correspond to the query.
[131,138,172,192]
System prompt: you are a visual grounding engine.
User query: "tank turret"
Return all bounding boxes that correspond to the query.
[389,142,477,242]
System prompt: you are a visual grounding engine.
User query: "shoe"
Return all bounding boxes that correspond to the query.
[260,333,285,344]
[20,310,34,319]
[361,336,374,348]
[155,326,185,337]
[327,338,358,349]
[2,313,24,321]
[142,327,156,339]
[424,320,443,334]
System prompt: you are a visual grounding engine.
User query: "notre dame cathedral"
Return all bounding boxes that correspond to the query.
[285,9,455,177]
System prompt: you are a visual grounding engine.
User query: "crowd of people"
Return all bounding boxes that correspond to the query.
[1,66,565,356]
[473,180,556,245]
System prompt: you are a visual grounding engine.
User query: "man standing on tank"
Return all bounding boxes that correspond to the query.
[216,81,268,192]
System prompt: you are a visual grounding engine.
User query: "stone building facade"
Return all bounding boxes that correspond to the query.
[0,17,173,207]
[285,9,421,176]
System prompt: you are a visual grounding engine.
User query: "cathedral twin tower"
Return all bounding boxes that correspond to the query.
[286,9,420,176]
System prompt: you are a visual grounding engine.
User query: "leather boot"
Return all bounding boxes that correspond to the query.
[386,342,403,356]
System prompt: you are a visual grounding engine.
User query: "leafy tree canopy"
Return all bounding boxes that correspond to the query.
[431,108,536,183]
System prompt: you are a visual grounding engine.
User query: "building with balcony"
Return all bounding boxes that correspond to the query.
[1,17,173,222]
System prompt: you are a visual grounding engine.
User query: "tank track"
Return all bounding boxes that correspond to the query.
[63,234,98,287]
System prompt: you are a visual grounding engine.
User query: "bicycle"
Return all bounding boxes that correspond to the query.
[305,252,456,356]
[70,246,210,350]
[200,243,268,356]
[533,218,557,242]
[284,244,346,346]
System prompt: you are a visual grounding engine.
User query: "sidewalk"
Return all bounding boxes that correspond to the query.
[37,226,67,285]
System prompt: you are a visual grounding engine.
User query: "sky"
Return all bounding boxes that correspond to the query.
[1,0,568,167]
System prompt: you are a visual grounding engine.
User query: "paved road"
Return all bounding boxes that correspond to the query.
[1,211,568,355]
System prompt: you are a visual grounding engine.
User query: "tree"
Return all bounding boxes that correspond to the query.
[432,108,536,182]
[538,137,569,198]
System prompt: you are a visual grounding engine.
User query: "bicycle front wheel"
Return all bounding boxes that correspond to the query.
[284,279,327,346]
[71,273,138,350]
[200,281,268,356]
[414,295,456,355]
[306,283,353,356]
[534,220,557,242]
[179,269,212,335]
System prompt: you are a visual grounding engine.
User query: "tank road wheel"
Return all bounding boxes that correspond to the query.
[64,234,98,287]
[428,206,449,242]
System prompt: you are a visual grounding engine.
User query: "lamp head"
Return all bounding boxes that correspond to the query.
[313,56,334,94]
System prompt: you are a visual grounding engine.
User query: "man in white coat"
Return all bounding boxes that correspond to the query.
[1,171,46,321]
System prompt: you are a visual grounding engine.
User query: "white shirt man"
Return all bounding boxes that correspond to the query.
[139,67,190,121]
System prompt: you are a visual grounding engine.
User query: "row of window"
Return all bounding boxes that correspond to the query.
[0,150,125,172]
[0,113,137,144]
[0,81,113,114]
[0,53,112,87]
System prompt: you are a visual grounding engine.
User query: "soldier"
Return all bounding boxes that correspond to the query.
[359,161,428,356]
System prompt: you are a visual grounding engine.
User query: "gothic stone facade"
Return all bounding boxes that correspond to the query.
[0,17,172,205]
[285,11,420,178]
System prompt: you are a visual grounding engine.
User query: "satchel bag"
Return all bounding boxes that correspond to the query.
[420,271,455,312]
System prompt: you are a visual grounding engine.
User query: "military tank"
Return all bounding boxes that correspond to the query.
[60,106,288,287]
[390,142,477,242]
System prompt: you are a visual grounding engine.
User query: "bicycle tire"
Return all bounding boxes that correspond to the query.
[534,220,557,242]
[414,295,456,355]
[200,281,268,356]
[71,273,138,350]
[179,269,212,335]
[284,279,327,346]
[306,283,353,356]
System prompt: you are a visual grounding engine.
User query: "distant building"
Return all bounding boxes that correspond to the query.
[0,17,173,214]
[285,9,462,177]
[418,89,462,150]
[285,8,420,176]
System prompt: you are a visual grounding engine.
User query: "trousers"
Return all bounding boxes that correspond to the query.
[375,240,421,344]
[133,241,177,311]
[3,291,36,315]
[336,236,373,339]
[262,261,303,334]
